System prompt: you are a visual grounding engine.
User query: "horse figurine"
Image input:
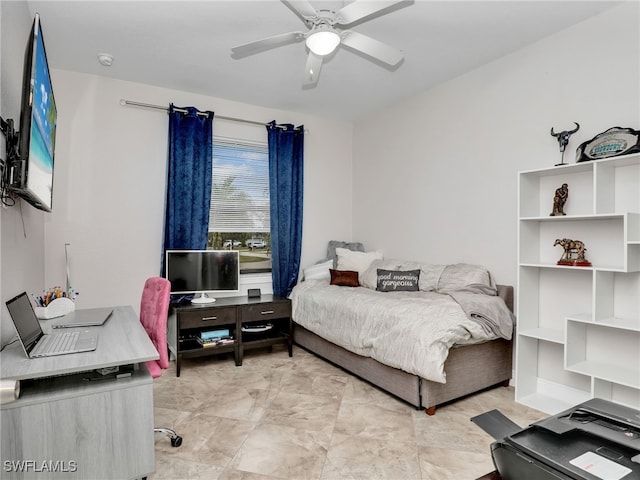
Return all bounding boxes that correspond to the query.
[553,238,590,265]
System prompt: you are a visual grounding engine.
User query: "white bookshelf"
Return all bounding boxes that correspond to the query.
[515,153,640,415]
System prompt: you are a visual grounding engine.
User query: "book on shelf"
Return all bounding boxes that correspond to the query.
[197,336,234,347]
[200,328,230,341]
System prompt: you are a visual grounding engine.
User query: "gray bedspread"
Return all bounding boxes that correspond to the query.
[290,279,509,383]
[447,284,514,340]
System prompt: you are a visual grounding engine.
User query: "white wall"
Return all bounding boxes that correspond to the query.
[352,2,640,289]
[42,72,353,312]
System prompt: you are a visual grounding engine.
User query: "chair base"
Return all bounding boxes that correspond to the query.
[155,427,182,447]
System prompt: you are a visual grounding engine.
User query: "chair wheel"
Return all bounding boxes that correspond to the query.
[171,436,182,447]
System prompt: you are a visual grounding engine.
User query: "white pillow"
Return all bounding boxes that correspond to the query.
[303,259,333,281]
[336,248,383,278]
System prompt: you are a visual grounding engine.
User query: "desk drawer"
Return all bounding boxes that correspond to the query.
[241,302,291,323]
[179,307,236,329]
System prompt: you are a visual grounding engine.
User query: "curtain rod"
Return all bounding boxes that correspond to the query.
[120,99,268,127]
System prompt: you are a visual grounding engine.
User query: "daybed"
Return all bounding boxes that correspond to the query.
[290,247,514,415]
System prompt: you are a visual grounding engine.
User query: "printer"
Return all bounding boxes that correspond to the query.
[472,398,640,480]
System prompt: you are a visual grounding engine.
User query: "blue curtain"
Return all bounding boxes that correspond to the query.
[162,105,214,272]
[267,122,304,298]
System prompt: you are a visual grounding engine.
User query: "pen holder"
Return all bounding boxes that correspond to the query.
[34,297,75,319]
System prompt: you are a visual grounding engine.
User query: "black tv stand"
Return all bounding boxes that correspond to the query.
[168,294,292,376]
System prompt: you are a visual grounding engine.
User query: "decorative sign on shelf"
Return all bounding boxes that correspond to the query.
[576,127,640,162]
[554,238,591,267]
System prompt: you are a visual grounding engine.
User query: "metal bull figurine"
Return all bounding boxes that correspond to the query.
[551,122,580,166]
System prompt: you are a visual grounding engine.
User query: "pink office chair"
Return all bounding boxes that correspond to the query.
[140,277,182,448]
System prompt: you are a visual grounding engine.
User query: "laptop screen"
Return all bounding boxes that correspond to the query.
[6,292,43,353]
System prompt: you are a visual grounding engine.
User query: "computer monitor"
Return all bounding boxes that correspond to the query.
[165,250,240,304]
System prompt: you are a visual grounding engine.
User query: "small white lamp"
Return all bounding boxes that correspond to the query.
[306,25,340,56]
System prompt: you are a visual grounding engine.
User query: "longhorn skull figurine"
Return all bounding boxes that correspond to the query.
[551,122,580,166]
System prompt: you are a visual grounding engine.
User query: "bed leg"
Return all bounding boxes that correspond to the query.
[502,379,510,387]
[425,406,436,416]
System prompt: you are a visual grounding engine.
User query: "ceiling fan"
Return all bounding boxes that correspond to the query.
[231,0,411,87]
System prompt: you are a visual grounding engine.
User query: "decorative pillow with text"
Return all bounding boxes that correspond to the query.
[376,269,420,292]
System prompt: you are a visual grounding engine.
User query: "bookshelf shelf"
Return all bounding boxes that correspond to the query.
[516,153,640,414]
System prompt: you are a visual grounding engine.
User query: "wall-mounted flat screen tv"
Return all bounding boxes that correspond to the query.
[8,13,57,212]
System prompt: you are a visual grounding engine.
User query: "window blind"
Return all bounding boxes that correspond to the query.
[210,138,270,233]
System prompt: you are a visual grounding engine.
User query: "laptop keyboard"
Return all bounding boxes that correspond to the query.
[39,331,80,354]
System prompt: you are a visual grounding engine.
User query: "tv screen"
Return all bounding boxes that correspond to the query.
[165,250,240,304]
[9,13,57,212]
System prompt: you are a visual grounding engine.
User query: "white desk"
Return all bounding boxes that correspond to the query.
[0,306,159,479]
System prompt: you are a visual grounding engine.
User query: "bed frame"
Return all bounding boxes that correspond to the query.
[293,285,514,415]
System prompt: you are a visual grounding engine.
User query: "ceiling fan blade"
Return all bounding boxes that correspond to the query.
[336,0,408,25]
[341,30,403,66]
[281,0,318,21]
[231,31,305,58]
[303,51,323,87]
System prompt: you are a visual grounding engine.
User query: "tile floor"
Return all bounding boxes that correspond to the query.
[150,345,545,480]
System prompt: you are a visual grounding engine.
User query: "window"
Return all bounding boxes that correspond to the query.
[208,137,271,274]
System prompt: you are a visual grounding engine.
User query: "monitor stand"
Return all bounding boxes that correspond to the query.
[191,292,216,304]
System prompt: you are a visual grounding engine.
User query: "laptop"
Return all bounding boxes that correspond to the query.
[5,292,99,358]
[52,307,113,329]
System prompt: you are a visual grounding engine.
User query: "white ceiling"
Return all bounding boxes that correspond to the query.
[26,0,621,121]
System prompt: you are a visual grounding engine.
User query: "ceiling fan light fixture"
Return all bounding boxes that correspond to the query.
[305,28,340,56]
